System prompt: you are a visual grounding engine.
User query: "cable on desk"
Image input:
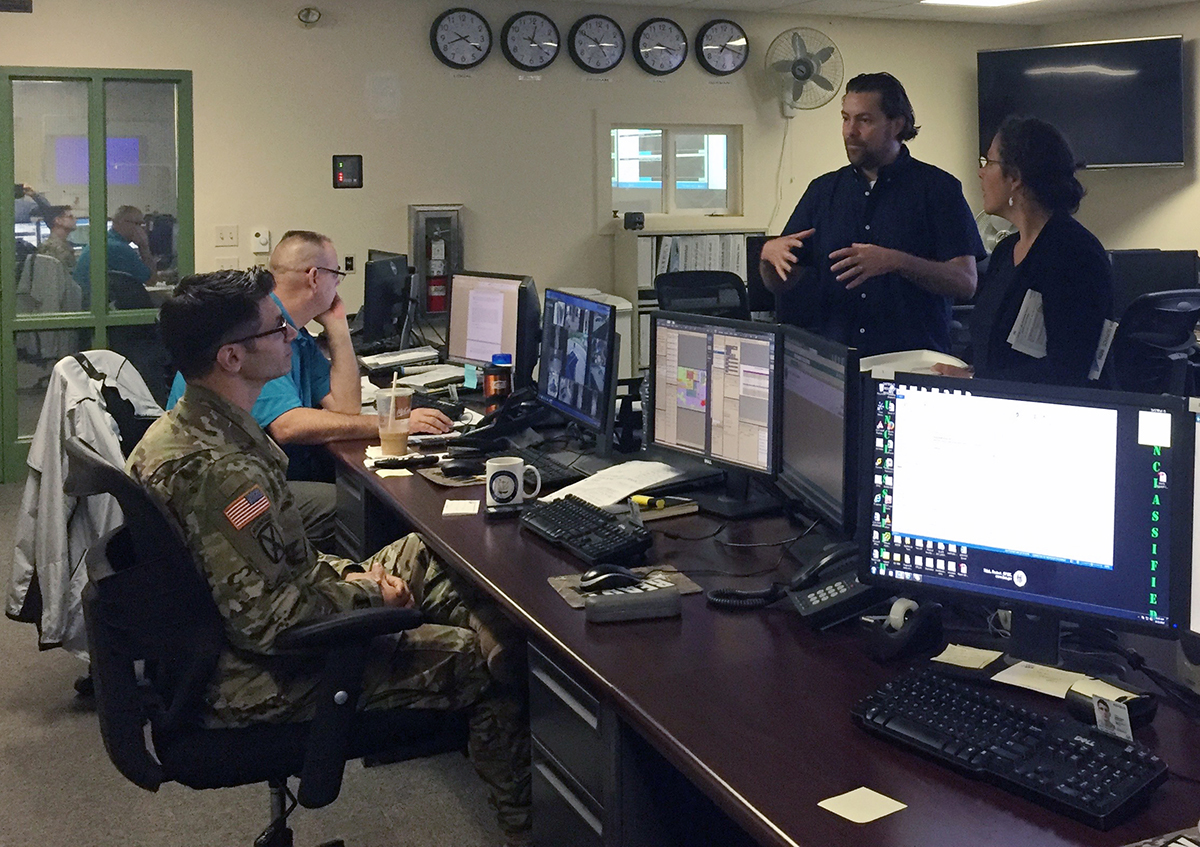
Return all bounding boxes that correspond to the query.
[653,522,727,542]
[715,530,810,549]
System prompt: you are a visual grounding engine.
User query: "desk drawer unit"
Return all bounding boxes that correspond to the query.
[530,645,614,846]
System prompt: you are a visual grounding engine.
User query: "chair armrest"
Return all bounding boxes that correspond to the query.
[275,607,423,652]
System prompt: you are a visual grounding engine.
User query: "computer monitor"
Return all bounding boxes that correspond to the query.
[360,253,412,343]
[537,289,620,457]
[648,311,782,517]
[860,374,1188,667]
[446,271,541,389]
[744,235,776,315]
[1109,249,1200,319]
[776,326,861,538]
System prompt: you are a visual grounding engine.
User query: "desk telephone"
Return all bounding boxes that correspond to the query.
[706,540,887,628]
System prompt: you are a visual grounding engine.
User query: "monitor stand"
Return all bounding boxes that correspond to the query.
[999,611,1126,678]
[690,470,780,520]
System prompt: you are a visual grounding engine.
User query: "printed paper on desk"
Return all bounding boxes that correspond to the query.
[992,661,1086,698]
[1007,289,1048,359]
[541,461,683,507]
[818,787,906,824]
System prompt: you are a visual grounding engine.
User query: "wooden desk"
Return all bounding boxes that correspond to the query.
[330,440,1200,847]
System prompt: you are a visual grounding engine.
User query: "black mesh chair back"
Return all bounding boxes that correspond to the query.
[1105,289,1200,395]
[654,271,751,321]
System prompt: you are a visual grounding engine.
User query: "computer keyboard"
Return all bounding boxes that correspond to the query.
[851,668,1168,830]
[520,495,653,567]
[497,445,587,490]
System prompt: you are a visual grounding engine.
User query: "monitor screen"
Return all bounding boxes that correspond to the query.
[447,271,541,387]
[361,254,410,343]
[978,36,1184,168]
[861,375,1186,660]
[649,311,780,476]
[538,289,618,443]
[777,326,860,537]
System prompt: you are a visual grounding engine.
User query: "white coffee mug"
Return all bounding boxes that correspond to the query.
[486,456,542,507]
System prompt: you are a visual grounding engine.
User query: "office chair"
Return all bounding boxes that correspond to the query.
[654,271,751,321]
[1103,289,1200,395]
[64,437,467,847]
[107,270,154,310]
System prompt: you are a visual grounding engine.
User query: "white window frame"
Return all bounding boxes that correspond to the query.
[608,123,743,218]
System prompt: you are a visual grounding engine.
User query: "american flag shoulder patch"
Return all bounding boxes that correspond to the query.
[224,486,271,529]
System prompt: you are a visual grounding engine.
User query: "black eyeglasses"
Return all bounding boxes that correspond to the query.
[224,316,291,346]
[314,266,347,279]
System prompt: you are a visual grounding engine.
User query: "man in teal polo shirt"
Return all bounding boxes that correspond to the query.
[73,205,158,307]
[167,230,452,548]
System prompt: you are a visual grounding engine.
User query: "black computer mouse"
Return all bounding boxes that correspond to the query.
[440,458,486,478]
[579,563,642,593]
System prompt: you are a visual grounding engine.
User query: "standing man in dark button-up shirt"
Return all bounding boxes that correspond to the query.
[760,72,985,356]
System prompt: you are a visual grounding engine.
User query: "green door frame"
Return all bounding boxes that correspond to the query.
[0,67,194,481]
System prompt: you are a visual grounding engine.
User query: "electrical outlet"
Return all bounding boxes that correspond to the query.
[215,225,238,247]
[216,256,239,270]
[251,228,271,253]
[344,255,355,273]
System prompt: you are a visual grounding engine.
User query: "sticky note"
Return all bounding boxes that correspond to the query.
[818,787,906,824]
[442,499,481,516]
[931,644,1004,670]
[992,661,1086,699]
[463,364,478,390]
[375,469,412,479]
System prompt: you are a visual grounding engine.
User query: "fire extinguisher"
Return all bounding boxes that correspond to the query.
[426,229,447,313]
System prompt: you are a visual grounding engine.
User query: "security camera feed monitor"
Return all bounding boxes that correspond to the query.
[447,273,523,367]
[650,312,778,475]
[865,376,1183,636]
[538,289,617,434]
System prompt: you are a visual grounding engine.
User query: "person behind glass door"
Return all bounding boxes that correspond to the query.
[37,205,78,273]
[947,116,1112,386]
[72,205,159,303]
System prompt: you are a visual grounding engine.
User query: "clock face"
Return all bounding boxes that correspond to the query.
[431,8,493,70]
[568,14,625,74]
[634,18,688,76]
[696,19,749,76]
[501,11,560,72]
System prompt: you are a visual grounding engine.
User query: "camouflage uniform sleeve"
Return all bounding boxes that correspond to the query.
[176,454,383,656]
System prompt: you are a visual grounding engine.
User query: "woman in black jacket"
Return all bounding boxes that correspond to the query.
[969,116,1113,386]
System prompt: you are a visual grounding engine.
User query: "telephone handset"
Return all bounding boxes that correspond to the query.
[788,540,858,591]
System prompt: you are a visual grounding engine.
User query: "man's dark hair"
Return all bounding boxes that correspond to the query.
[160,268,276,379]
[996,115,1085,215]
[13,183,24,200]
[845,72,919,142]
[45,205,72,226]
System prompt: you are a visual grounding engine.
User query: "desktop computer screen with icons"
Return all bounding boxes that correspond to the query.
[860,374,1189,664]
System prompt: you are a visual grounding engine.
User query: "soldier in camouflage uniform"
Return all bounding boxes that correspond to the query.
[127,269,530,845]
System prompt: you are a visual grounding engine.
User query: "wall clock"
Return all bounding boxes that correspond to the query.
[431,8,492,70]
[501,11,560,72]
[568,14,625,74]
[633,18,688,76]
[696,19,749,76]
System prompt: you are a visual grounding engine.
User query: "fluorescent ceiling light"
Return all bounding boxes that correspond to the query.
[921,0,1040,7]
[1026,64,1138,77]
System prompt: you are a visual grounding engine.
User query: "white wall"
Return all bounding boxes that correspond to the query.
[3,0,1036,309]
[1042,5,1200,252]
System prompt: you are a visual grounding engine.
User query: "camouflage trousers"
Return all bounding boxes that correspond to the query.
[325,533,531,839]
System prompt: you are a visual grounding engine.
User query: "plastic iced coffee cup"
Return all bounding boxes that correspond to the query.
[377,386,413,456]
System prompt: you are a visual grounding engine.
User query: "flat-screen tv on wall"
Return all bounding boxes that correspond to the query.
[978,36,1184,169]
